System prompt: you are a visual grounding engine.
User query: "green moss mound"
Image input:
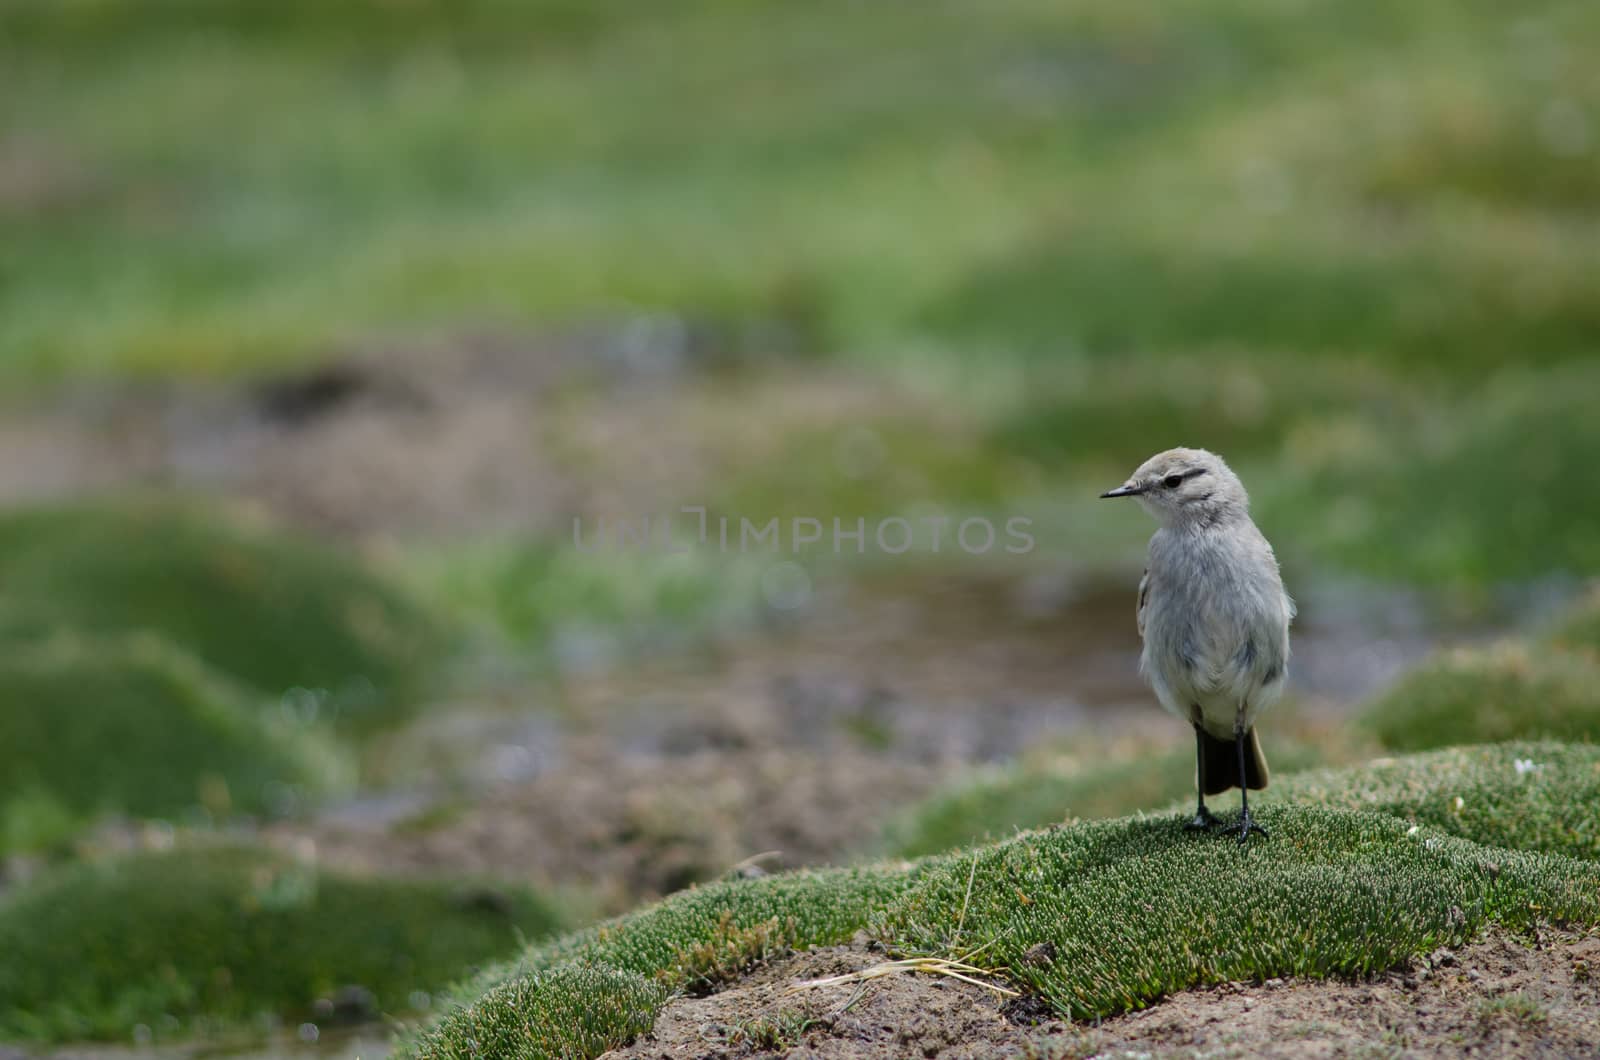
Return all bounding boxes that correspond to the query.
[1263,742,1600,862]
[0,635,346,849]
[1356,644,1600,752]
[883,806,1599,1022]
[0,846,565,1043]
[0,501,453,730]
[399,742,1600,1059]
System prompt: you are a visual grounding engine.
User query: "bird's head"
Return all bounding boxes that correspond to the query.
[1100,447,1249,528]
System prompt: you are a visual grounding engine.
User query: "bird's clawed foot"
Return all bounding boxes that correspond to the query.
[1184,806,1224,832]
[1235,810,1269,844]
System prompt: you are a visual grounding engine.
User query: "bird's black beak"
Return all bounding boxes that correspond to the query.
[1100,484,1145,498]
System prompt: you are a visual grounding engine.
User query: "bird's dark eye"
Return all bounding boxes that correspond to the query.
[1162,474,1183,489]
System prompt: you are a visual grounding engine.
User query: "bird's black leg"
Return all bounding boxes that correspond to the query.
[1185,724,1222,831]
[1236,725,1268,843]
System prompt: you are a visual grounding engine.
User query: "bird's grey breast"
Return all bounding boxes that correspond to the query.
[1139,521,1291,700]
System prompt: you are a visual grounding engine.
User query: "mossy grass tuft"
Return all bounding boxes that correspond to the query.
[1355,644,1600,752]
[881,805,1599,1022]
[1261,742,1600,863]
[411,965,667,1060]
[0,634,347,853]
[0,500,455,730]
[400,741,1600,1059]
[0,845,565,1044]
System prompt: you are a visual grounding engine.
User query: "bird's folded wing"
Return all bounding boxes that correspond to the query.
[1136,568,1151,640]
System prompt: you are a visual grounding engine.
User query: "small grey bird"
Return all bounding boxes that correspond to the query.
[1101,448,1294,842]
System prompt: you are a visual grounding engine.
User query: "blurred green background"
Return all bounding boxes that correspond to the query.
[4,0,1597,587]
[2,0,1598,1052]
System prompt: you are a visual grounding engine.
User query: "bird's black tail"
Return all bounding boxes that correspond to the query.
[1199,726,1269,796]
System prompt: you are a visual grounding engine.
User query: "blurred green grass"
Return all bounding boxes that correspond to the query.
[406,537,768,665]
[0,635,347,855]
[3,0,1598,592]
[0,844,565,1043]
[3,0,1595,380]
[1257,371,1600,587]
[1357,641,1600,752]
[0,501,455,727]
[0,501,456,855]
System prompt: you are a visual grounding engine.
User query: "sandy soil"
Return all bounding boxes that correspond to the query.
[603,928,1600,1060]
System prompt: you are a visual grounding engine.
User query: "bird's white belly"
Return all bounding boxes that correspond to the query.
[1140,634,1286,739]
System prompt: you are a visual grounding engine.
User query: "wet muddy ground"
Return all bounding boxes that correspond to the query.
[270,564,1448,913]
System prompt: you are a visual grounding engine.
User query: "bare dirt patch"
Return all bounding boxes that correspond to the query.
[602,928,1600,1060]
[279,745,937,912]
[0,329,926,541]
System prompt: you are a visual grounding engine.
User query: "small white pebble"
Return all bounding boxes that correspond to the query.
[1406,824,1421,836]
[1453,796,1465,811]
